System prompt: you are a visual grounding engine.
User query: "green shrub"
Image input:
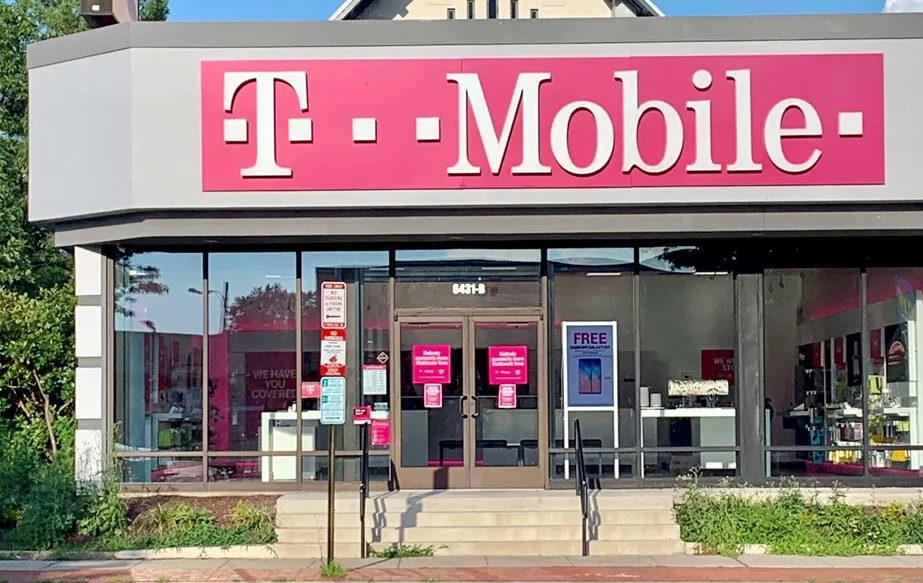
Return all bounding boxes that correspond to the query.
[228,500,274,539]
[134,503,215,536]
[675,480,921,556]
[8,454,80,550]
[77,468,127,538]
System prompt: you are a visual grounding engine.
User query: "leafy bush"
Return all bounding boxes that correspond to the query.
[134,503,215,536]
[676,480,923,556]
[77,468,127,538]
[6,452,81,550]
[229,500,274,540]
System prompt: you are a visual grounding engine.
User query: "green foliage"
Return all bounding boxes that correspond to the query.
[0,284,76,455]
[368,543,437,558]
[319,561,346,578]
[139,0,169,21]
[4,450,81,550]
[228,500,275,540]
[675,480,923,556]
[134,503,216,536]
[76,469,128,539]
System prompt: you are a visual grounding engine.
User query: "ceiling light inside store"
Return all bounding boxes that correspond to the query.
[587,272,624,276]
[695,271,729,276]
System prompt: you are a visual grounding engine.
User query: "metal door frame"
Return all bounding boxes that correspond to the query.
[390,311,547,489]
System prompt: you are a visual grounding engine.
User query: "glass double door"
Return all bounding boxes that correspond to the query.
[395,315,544,488]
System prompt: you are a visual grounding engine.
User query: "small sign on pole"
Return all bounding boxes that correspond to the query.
[319,376,346,563]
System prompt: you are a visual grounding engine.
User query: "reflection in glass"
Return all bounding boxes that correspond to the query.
[208,253,296,465]
[113,252,204,468]
[206,456,295,482]
[640,254,736,478]
[302,454,391,482]
[866,269,923,466]
[474,321,539,468]
[300,252,390,465]
[764,269,863,477]
[549,248,636,477]
[550,452,636,480]
[643,451,737,478]
[118,457,203,483]
[768,450,862,478]
[399,322,464,468]
[395,249,541,309]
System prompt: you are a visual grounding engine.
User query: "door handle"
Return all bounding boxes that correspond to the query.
[472,396,480,418]
[458,395,468,419]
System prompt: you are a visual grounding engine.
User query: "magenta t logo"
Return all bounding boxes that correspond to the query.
[222,71,311,178]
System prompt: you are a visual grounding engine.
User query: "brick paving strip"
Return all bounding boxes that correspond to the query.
[3,557,923,582]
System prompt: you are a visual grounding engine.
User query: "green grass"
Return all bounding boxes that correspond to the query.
[368,543,437,558]
[319,560,346,578]
[675,480,923,556]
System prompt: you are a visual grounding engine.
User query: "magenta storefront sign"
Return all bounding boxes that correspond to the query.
[201,54,883,192]
[412,345,451,384]
[488,345,528,385]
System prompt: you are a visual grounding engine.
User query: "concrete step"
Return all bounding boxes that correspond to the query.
[276,509,676,529]
[276,491,673,514]
[272,538,685,558]
[277,523,680,544]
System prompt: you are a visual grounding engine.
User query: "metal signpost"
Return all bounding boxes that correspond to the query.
[320,376,347,562]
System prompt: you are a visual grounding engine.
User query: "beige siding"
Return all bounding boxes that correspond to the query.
[356,0,639,20]
[356,0,477,20]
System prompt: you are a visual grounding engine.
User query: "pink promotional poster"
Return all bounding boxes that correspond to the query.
[412,345,451,384]
[201,54,883,192]
[488,345,528,385]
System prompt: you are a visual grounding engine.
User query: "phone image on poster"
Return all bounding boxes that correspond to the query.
[578,358,602,394]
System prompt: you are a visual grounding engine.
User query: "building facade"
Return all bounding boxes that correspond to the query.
[27,14,923,491]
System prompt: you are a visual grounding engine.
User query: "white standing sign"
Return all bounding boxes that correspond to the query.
[321,282,347,329]
[562,321,619,480]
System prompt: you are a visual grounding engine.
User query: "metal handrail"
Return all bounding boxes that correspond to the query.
[574,419,589,557]
[359,422,370,558]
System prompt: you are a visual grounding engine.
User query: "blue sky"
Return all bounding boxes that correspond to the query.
[168,0,905,21]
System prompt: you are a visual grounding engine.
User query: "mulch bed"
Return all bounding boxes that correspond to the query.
[124,496,279,527]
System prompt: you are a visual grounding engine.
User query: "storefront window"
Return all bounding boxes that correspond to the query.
[640,247,736,478]
[866,268,923,474]
[300,252,390,482]
[113,252,204,482]
[548,248,635,478]
[764,268,863,478]
[207,253,297,483]
[395,249,541,309]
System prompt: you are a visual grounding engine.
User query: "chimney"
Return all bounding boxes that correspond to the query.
[81,0,138,28]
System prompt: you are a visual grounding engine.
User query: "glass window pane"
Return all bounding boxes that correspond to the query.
[643,451,737,479]
[118,457,203,483]
[114,252,204,453]
[640,252,736,474]
[764,269,863,478]
[302,454,392,482]
[867,269,923,458]
[399,322,464,468]
[549,248,636,460]
[301,252,390,454]
[550,452,636,480]
[207,456,296,482]
[768,450,862,478]
[207,253,296,453]
[395,249,540,309]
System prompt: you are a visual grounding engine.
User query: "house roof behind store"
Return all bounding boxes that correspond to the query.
[329,0,665,19]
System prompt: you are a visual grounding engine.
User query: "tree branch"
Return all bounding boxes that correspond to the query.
[32,370,57,455]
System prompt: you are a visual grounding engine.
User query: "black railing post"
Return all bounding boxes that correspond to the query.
[359,422,370,558]
[574,419,589,557]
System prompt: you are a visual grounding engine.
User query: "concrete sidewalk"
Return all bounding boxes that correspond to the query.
[2,555,923,582]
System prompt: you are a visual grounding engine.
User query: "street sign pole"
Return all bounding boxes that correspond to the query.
[320,375,347,564]
[326,424,336,562]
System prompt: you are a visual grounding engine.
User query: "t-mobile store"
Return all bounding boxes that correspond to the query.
[28,14,923,490]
